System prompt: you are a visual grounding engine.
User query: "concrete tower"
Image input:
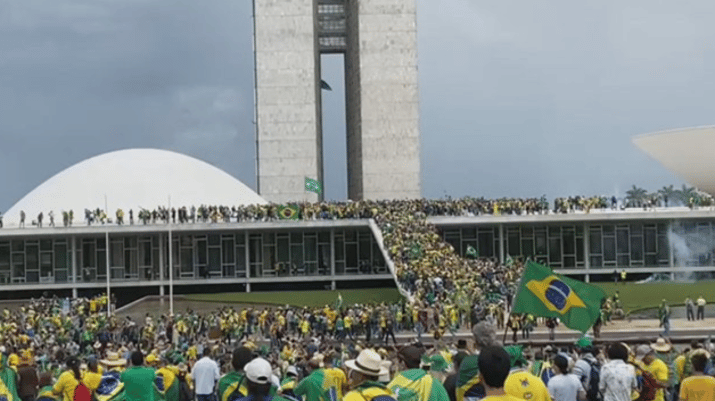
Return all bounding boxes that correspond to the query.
[254,0,420,203]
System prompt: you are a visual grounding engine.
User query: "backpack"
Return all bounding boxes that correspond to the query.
[586,360,601,401]
[74,382,92,401]
[635,370,658,401]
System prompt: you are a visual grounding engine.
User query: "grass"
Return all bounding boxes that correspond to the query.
[184,280,715,312]
[184,288,403,308]
[593,281,715,312]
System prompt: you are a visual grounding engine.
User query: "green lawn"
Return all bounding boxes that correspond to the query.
[593,281,715,312]
[185,288,403,308]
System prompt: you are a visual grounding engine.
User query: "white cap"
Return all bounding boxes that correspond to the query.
[245,358,272,385]
[287,366,298,377]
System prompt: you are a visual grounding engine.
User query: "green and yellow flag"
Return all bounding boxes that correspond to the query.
[305,177,323,194]
[277,204,300,220]
[465,245,478,259]
[512,261,605,333]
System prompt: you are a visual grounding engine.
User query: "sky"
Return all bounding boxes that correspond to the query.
[1,0,713,211]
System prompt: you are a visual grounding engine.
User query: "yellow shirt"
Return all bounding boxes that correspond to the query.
[505,371,552,401]
[325,368,347,399]
[645,358,669,401]
[53,371,80,401]
[483,395,528,401]
[680,375,715,401]
[83,370,103,392]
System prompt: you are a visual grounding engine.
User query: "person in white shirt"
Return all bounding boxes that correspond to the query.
[548,354,586,401]
[599,343,637,401]
[192,347,221,401]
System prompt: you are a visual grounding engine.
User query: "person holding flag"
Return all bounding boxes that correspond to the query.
[511,261,605,334]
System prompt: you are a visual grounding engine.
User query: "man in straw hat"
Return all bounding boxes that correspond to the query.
[100,351,127,372]
[636,345,669,401]
[388,346,449,400]
[343,349,395,401]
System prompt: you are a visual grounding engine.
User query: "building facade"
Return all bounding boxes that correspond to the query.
[254,0,421,202]
[1,209,714,298]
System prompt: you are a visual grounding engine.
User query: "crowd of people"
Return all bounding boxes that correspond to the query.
[2,189,714,230]
[1,293,714,401]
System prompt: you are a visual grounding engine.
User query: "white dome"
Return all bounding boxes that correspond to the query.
[4,148,266,225]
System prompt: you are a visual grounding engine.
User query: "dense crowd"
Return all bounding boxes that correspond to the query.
[1,294,714,401]
[3,190,714,230]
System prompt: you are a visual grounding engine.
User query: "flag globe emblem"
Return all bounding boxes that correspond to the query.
[545,279,572,311]
[279,207,297,219]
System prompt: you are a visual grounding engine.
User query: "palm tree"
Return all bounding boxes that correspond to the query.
[625,185,648,207]
[674,184,697,206]
[658,184,677,207]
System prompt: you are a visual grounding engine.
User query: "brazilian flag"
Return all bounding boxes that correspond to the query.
[512,261,606,333]
[465,245,478,259]
[277,205,300,220]
[304,177,323,194]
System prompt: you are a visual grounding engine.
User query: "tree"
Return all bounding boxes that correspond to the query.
[674,184,697,206]
[625,185,648,207]
[658,184,677,207]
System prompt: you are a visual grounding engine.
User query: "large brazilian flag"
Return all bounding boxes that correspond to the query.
[512,261,606,333]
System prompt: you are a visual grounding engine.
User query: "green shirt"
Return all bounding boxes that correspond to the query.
[122,366,157,401]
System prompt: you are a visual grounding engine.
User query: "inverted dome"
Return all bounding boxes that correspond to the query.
[633,126,715,196]
[5,149,266,225]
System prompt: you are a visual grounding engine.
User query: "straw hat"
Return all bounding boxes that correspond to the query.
[345,349,388,377]
[100,352,127,367]
[650,338,672,353]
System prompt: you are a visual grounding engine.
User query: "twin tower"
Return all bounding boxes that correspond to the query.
[254,0,421,203]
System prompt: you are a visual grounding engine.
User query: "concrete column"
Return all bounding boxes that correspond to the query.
[246,283,251,293]
[71,236,77,285]
[330,228,336,290]
[72,288,78,298]
[245,232,250,293]
[583,223,590,283]
[498,224,505,264]
[159,233,165,294]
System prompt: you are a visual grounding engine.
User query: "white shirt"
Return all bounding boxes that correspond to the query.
[548,373,584,401]
[599,360,637,401]
[192,356,220,395]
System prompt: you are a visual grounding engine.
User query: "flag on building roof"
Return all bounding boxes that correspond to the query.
[512,261,606,333]
[305,177,323,195]
[277,205,300,220]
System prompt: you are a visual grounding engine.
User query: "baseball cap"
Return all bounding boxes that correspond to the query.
[635,345,653,360]
[286,366,298,377]
[245,358,272,385]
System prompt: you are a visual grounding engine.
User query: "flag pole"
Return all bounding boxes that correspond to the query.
[502,309,511,344]
[168,195,174,316]
[105,194,111,318]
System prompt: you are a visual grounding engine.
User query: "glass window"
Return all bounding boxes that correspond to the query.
[616,228,629,254]
[563,229,575,255]
[521,238,534,258]
[535,230,547,256]
[197,240,207,265]
[478,231,494,257]
[291,233,302,244]
[305,236,317,262]
[111,242,123,267]
[590,255,602,267]
[54,244,67,270]
[318,231,330,243]
[12,241,23,252]
[602,225,614,235]
[222,239,235,264]
[209,234,220,246]
[507,232,520,257]
[631,236,644,262]
[181,249,193,273]
[40,240,52,251]
[209,248,221,272]
[335,237,344,261]
[548,238,561,263]
[644,227,657,254]
[589,229,602,254]
[345,243,357,268]
[603,237,616,262]
[236,246,246,275]
[576,238,584,263]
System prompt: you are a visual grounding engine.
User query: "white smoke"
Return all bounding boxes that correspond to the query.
[668,223,715,281]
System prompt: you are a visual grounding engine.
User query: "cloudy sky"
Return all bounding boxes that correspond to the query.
[1,0,713,211]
